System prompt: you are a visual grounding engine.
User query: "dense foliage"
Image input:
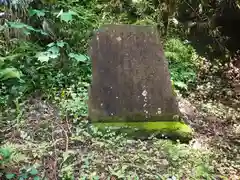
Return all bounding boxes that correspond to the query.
[0,0,239,179]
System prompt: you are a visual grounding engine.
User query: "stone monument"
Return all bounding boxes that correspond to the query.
[88,24,193,141]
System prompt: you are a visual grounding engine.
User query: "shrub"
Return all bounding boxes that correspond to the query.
[164,38,198,91]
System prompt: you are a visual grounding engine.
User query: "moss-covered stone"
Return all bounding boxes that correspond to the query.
[92,121,193,142]
[88,24,193,142]
[90,112,193,142]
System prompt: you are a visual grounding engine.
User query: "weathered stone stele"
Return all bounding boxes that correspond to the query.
[88,24,193,141]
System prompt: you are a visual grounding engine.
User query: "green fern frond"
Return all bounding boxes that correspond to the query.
[0,143,26,166]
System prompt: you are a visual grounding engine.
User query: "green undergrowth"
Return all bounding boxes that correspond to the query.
[164,38,200,91]
[0,119,216,179]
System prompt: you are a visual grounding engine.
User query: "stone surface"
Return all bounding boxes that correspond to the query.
[88,24,181,123]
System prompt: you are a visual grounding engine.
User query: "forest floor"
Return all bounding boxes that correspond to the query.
[1,87,239,180]
[1,62,240,180]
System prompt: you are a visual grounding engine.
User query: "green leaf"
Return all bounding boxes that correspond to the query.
[92,176,100,180]
[5,173,15,179]
[39,30,48,35]
[36,45,60,63]
[60,12,73,23]
[49,53,59,59]
[68,53,88,62]
[47,42,56,47]
[7,22,26,29]
[56,9,63,18]
[62,150,75,162]
[174,81,188,90]
[20,173,28,179]
[36,52,50,63]
[7,22,40,35]
[29,9,45,17]
[57,10,78,23]
[62,151,69,162]
[25,25,36,32]
[0,68,21,81]
[56,40,65,47]
[0,148,12,158]
[47,46,59,54]
[33,176,40,180]
[29,168,38,175]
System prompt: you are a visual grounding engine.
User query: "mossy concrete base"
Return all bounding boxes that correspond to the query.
[89,109,193,142]
[92,121,193,142]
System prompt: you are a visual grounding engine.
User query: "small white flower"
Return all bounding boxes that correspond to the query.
[142,90,147,96]
[116,36,122,41]
[157,108,162,114]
